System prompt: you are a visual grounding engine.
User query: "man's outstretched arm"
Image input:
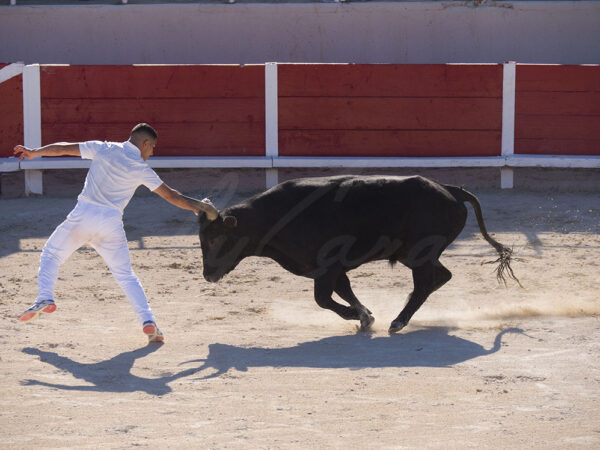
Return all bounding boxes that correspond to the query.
[153,183,219,220]
[13,143,81,160]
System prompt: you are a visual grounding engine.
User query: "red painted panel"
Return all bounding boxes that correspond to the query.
[0,71,23,157]
[42,98,265,124]
[279,130,500,157]
[515,139,600,156]
[279,64,503,98]
[40,65,266,157]
[279,97,501,131]
[41,65,265,99]
[516,65,600,92]
[515,65,600,155]
[42,122,265,157]
[278,64,502,157]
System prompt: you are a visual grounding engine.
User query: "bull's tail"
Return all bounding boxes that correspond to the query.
[445,185,523,288]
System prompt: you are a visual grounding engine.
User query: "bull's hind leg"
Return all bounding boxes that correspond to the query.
[389,261,452,333]
[334,273,375,330]
[314,270,361,323]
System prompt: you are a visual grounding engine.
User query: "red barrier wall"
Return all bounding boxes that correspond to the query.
[278,64,503,157]
[40,65,265,156]
[0,64,23,158]
[515,65,600,155]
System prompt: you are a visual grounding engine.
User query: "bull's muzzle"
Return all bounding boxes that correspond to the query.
[203,269,222,283]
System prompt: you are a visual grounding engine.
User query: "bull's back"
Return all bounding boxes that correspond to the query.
[324,175,466,242]
[244,175,467,270]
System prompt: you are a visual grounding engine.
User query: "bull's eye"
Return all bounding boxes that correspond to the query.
[207,236,225,249]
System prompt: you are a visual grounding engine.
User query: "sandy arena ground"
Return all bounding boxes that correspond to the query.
[0,168,599,449]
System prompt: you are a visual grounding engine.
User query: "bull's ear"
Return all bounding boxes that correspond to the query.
[223,215,238,228]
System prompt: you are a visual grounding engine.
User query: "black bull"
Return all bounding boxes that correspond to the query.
[198,175,521,333]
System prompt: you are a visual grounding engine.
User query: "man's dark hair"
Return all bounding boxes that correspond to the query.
[130,123,158,140]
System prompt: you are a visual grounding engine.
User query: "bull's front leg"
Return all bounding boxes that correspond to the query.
[314,271,361,323]
[334,273,374,331]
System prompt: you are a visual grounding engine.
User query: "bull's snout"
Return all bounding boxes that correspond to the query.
[203,270,222,283]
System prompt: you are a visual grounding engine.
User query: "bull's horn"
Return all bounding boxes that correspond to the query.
[199,198,219,221]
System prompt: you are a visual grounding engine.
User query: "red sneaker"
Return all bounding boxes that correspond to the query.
[18,299,56,323]
[142,321,164,343]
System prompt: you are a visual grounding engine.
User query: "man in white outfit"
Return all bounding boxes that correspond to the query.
[13,123,218,343]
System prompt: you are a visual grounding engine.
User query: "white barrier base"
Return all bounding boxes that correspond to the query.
[501,168,514,189]
[24,169,43,195]
[265,168,279,189]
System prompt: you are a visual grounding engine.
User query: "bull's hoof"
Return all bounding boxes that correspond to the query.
[359,313,375,331]
[388,320,407,334]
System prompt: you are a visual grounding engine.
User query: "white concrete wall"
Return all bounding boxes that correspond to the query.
[0,2,599,65]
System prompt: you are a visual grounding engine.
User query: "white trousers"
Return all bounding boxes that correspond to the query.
[36,200,155,325]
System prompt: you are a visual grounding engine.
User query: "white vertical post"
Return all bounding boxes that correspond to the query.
[501,61,516,189]
[265,62,279,188]
[500,167,514,189]
[23,64,43,195]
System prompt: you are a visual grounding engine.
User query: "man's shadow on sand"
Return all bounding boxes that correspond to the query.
[22,327,522,396]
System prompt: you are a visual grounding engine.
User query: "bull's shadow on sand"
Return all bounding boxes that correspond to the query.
[189,327,523,379]
[21,327,522,395]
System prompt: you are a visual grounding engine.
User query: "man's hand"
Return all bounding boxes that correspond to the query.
[13,145,39,161]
